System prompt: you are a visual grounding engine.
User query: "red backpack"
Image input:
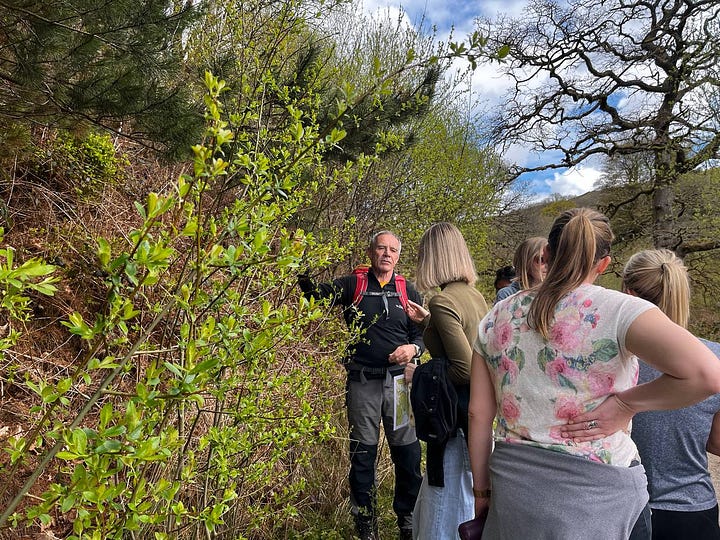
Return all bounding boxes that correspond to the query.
[351,265,409,310]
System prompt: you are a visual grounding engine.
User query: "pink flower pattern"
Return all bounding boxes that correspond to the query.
[545,357,578,383]
[549,307,586,351]
[501,394,522,422]
[587,365,616,398]
[476,285,650,465]
[554,395,584,420]
[498,355,519,384]
[489,309,515,352]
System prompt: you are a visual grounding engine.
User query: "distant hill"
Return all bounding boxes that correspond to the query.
[487,174,720,340]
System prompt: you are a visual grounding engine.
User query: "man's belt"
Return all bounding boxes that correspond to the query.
[346,362,403,382]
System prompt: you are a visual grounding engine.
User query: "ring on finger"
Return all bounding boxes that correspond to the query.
[587,420,598,430]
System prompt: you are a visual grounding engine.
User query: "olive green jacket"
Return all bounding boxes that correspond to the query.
[418,281,488,385]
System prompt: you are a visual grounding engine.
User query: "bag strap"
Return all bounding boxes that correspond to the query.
[352,266,408,309]
[394,274,408,310]
[352,266,369,306]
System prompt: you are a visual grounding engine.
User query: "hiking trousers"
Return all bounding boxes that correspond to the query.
[346,370,422,524]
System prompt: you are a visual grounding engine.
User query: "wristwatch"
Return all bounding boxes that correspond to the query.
[412,344,421,358]
[473,488,492,498]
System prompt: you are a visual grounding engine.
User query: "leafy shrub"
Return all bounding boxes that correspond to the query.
[38,131,128,199]
[0,70,357,539]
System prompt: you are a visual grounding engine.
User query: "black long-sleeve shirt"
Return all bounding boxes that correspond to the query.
[299,269,424,369]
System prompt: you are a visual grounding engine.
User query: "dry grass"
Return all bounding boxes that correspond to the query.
[0,138,398,538]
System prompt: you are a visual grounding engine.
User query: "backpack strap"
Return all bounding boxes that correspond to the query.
[352,266,369,306]
[394,274,408,310]
[352,266,408,309]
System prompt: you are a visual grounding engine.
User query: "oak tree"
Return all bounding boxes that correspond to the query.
[481,0,720,255]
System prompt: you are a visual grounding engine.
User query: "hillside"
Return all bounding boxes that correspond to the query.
[488,178,720,340]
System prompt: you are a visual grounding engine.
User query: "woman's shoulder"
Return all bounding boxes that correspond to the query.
[431,282,487,308]
[495,280,521,301]
[570,284,650,305]
[562,285,656,325]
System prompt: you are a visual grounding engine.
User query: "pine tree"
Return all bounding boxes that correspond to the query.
[0,0,202,157]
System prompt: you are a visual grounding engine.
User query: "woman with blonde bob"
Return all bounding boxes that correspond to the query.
[624,249,720,540]
[468,208,720,540]
[404,222,489,539]
[494,236,547,303]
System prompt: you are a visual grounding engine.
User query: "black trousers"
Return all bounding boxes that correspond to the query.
[346,373,422,525]
[650,505,720,540]
[349,439,421,521]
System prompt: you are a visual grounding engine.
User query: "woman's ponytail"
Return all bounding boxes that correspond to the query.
[622,249,690,328]
[529,208,613,339]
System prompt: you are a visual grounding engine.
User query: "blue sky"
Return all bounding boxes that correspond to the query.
[358,0,606,200]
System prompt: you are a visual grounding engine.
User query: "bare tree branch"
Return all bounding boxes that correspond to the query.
[480,0,720,254]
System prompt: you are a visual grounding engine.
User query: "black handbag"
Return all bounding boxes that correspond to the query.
[409,356,458,443]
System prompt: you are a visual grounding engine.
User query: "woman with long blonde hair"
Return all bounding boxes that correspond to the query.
[494,236,547,303]
[468,208,720,539]
[624,249,720,540]
[403,222,489,539]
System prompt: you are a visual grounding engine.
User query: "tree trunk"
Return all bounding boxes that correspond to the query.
[653,181,680,251]
[652,160,680,252]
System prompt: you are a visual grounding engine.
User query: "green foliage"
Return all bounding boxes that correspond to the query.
[0,67,359,538]
[0,121,33,161]
[288,5,505,272]
[388,109,507,277]
[0,1,508,537]
[540,199,576,219]
[0,0,202,157]
[0,229,58,356]
[45,132,129,198]
[0,236,58,320]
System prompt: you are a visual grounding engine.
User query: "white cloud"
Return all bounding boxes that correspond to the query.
[364,3,414,27]
[474,0,528,18]
[360,0,529,33]
[545,166,605,197]
[356,0,604,200]
[468,60,513,104]
[502,143,537,168]
[355,0,528,108]
[359,0,399,13]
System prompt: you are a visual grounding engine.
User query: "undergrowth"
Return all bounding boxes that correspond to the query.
[0,71,394,539]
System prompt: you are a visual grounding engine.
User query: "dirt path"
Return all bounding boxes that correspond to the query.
[710,453,720,501]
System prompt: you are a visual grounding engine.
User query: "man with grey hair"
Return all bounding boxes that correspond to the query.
[299,231,424,540]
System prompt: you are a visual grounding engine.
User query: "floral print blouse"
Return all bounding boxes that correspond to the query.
[474,284,655,466]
